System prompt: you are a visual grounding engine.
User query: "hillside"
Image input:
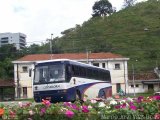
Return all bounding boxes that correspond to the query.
[54,0,160,73]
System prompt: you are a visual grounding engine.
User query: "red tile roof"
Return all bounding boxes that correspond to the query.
[16,52,125,61]
[0,79,15,87]
[128,72,158,80]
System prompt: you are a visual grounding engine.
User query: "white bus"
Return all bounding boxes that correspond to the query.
[33,59,112,102]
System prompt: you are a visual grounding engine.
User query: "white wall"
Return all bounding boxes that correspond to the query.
[14,62,34,98]
[128,84,147,93]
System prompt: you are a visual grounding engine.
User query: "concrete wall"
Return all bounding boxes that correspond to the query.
[14,63,34,99]
[128,82,160,94]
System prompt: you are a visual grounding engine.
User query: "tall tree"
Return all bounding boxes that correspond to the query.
[92,0,114,17]
[123,0,137,8]
[0,44,17,79]
[0,44,17,61]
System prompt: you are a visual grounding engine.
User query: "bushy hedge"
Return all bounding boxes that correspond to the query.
[0,96,160,120]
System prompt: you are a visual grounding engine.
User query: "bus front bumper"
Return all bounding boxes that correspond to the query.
[34,89,75,103]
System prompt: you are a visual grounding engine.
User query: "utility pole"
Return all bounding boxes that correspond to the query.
[123,61,127,95]
[156,61,160,91]
[17,63,20,99]
[50,33,53,59]
[86,48,89,64]
[154,65,160,91]
[132,64,136,97]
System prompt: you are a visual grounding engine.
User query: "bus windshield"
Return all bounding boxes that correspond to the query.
[34,64,65,84]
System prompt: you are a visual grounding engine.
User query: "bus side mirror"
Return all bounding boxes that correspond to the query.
[73,78,76,85]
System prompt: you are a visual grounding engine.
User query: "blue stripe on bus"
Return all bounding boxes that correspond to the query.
[34,82,111,102]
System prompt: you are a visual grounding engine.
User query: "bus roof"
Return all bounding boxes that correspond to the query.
[35,59,109,71]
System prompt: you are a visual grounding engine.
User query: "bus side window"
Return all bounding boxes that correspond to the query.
[66,65,72,82]
[72,65,76,76]
[73,66,77,76]
[87,68,92,79]
[39,68,47,82]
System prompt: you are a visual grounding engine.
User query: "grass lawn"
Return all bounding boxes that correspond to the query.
[126,92,154,98]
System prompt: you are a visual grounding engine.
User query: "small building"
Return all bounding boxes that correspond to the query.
[12,52,129,98]
[0,32,26,50]
[128,72,160,94]
[0,79,15,101]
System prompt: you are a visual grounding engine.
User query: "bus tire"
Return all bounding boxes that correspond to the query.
[102,91,106,99]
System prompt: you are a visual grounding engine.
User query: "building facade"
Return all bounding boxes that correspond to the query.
[12,53,129,98]
[128,72,160,94]
[0,32,26,50]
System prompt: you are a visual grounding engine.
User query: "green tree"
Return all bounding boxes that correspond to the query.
[27,44,41,54]
[0,44,17,61]
[0,61,7,79]
[92,0,114,17]
[0,44,19,79]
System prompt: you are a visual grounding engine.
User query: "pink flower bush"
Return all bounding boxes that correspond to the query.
[29,110,34,116]
[129,105,137,110]
[91,99,97,104]
[71,104,80,110]
[18,102,23,107]
[137,96,144,103]
[81,105,89,113]
[65,110,74,118]
[40,108,46,115]
[63,102,71,107]
[153,95,160,100]
[42,99,51,107]
[0,96,159,120]
[9,110,16,119]
[154,113,160,120]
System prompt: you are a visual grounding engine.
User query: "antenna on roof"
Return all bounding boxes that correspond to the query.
[46,33,53,59]
[86,48,89,64]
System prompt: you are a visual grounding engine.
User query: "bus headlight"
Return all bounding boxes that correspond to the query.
[58,90,67,93]
[63,89,67,93]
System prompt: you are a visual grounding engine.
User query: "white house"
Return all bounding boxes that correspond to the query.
[12,52,129,98]
[128,72,160,94]
[0,32,26,50]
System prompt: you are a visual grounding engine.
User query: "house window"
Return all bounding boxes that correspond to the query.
[22,66,28,72]
[102,63,105,68]
[93,63,99,67]
[115,63,120,70]
[136,84,139,87]
[131,85,134,88]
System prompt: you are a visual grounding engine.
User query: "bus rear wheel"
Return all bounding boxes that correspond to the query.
[102,91,106,99]
[99,90,106,99]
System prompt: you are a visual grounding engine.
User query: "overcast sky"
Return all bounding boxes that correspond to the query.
[0,0,147,45]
